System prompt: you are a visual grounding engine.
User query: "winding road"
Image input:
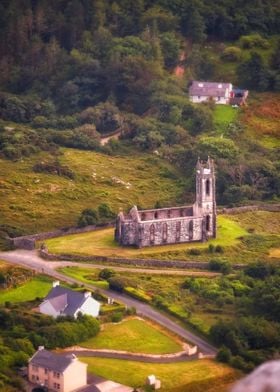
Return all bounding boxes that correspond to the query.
[0,249,217,356]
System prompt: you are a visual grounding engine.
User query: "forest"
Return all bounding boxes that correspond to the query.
[0,0,279,211]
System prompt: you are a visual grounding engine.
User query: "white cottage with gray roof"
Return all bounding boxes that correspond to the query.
[189,81,233,104]
[39,281,100,318]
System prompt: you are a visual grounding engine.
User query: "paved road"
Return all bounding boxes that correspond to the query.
[0,249,217,356]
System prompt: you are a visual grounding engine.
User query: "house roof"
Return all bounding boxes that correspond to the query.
[43,286,98,316]
[189,81,232,97]
[29,349,76,373]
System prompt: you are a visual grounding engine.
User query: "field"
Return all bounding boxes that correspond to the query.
[0,148,186,235]
[0,275,52,304]
[213,105,239,131]
[80,357,241,392]
[241,93,280,148]
[81,318,183,354]
[45,215,247,259]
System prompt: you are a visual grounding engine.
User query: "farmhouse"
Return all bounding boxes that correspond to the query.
[189,81,233,104]
[39,281,100,319]
[189,81,248,105]
[115,157,216,248]
[28,346,87,392]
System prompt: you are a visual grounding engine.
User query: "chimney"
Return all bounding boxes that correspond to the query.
[53,281,60,288]
[84,291,91,298]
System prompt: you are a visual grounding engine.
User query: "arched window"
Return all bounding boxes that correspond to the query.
[206,215,211,231]
[155,211,158,219]
[176,221,181,241]
[167,210,171,218]
[163,223,168,242]
[206,179,210,196]
[150,224,155,243]
[189,220,193,240]
[141,213,146,221]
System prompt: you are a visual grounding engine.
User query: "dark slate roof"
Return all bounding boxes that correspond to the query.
[44,286,89,316]
[30,349,75,372]
[189,81,232,97]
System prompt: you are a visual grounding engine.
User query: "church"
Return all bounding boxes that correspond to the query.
[115,157,216,248]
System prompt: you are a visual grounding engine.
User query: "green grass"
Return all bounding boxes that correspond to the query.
[0,275,52,304]
[45,215,247,259]
[213,105,239,130]
[80,357,241,392]
[58,266,109,288]
[81,318,182,354]
[0,147,186,235]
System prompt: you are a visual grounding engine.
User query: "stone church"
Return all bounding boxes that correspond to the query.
[115,157,216,248]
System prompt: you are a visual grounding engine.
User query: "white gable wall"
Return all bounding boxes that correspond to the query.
[74,297,100,318]
[39,301,60,318]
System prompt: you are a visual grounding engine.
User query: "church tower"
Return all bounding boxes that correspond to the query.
[195,157,216,239]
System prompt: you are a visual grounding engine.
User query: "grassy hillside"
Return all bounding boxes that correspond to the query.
[0,148,186,235]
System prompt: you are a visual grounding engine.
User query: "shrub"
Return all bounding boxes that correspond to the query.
[216,346,232,363]
[77,208,98,227]
[111,312,124,323]
[209,259,231,274]
[240,34,270,49]
[221,46,242,62]
[99,268,115,280]
[108,277,128,292]
[124,287,152,303]
[215,245,224,254]
[188,248,202,256]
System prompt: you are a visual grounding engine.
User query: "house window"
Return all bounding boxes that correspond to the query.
[198,96,201,99]
[176,221,181,241]
[150,224,155,243]
[206,179,210,196]
[206,215,211,231]
[218,96,221,101]
[53,372,60,378]
[54,383,61,390]
[189,220,193,240]
[162,223,168,242]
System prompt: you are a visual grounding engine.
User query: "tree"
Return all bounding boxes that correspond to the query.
[238,52,271,91]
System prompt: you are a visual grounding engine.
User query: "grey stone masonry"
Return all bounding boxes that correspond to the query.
[115,158,217,248]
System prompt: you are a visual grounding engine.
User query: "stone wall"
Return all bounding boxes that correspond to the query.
[217,203,280,214]
[40,248,244,270]
[10,223,114,250]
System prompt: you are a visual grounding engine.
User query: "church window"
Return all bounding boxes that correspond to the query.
[141,213,146,220]
[206,179,210,195]
[163,223,168,242]
[167,210,171,218]
[206,215,210,231]
[150,224,155,243]
[155,211,158,219]
[189,220,193,240]
[176,221,181,241]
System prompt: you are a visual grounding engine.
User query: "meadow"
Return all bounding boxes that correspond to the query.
[0,148,186,235]
[80,357,241,392]
[0,275,52,304]
[81,317,183,354]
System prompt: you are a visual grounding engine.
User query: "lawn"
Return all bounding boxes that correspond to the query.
[81,318,183,354]
[0,147,186,235]
[58,266,109,288]
[45,215,247,259]
[213,105,239,131]
[0,275,52,304]
[80,357,241,392]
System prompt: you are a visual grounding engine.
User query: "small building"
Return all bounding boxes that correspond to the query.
[115,158,216,248]
[189,81,233,104]
[39,281,100,319]
[229,88,249,106]
[28,346,87,392]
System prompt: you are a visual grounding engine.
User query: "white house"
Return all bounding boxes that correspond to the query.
[28,346,88,392]
[39,281,100,318]
[189,81,233,104]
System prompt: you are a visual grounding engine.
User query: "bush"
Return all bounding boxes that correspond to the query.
[108,277,128,292]
[188,248,202,256]
[221,46,242,62]
[77,208,98,227]
[99,268,115,280]
[240,34,270,49]
[124,287,152,303]
[216,346,232,363]
[209,259,231,274]
[111,312,124,323]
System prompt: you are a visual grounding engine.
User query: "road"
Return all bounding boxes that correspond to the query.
[0,249,217,356]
